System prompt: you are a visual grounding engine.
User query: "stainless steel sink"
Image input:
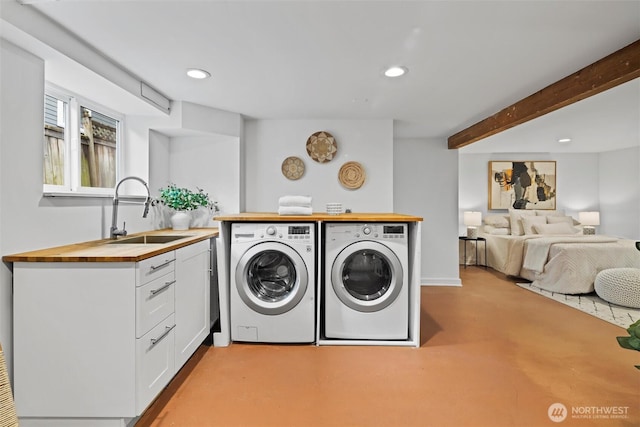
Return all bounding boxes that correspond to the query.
[107,235,191,244]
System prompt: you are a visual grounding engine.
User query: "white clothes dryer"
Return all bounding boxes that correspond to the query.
[324,223,409,340]
[230,222,315,343]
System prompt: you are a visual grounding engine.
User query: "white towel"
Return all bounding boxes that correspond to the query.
[278,206,313,215]
[278,195,312,207]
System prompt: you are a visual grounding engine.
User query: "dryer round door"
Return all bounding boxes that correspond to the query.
[331,241,403,313]
[235,242,309,315]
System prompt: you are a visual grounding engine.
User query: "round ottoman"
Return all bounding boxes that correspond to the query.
[594,268,640,308]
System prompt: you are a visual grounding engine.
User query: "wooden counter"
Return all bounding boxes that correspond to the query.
[2,228,218,263]
[215,212,423,222]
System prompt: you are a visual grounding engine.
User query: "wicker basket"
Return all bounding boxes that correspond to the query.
[0,344,18,427]
[338,161,365,190]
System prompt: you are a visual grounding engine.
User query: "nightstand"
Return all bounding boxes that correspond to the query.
[459,236,487,268]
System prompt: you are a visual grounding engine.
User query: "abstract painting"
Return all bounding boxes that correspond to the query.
[489,161,556,210]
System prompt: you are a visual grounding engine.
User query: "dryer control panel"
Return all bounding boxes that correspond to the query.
[326,223,407,242]
[382,225,406,239]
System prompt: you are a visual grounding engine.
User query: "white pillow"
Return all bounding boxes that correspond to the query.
[546,216,574,226]
[483,225,511,235]
[535,209,565,217]
[509,209,536,236]
[532,222,576,235]
[522,216,547,235]
[484,214,510,228]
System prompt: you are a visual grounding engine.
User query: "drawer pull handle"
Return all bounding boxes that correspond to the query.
[150,280,176,295]
[150,324,176,347]
[149,259,173,271]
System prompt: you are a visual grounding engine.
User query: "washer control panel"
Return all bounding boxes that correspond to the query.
[232,223,313,243]
[286,225,312,241]
[266,225,277,236]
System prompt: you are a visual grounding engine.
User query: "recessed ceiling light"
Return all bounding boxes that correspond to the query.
[558,138,572,143]
[186,68,211,79]
[384,66,408,78]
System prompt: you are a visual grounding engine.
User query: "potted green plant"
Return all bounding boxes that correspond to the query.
[617,319,640,370]
[617,242,640,369]
[155,184,217,230]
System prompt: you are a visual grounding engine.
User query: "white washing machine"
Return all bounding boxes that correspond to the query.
[230,222,315,343]
[324,223,409,340]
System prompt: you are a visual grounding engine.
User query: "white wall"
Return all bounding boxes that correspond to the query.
[244,119,394,212]
[148,129,171,193]
[599,146,640,239]
[243,121,456,285]
[458,148,640,239]
[394,138,461,286]
[167,135,241,218]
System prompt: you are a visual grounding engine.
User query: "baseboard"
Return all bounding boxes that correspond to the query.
[421,277,462,287]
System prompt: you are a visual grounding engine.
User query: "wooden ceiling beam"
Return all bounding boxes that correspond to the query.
[448,39,640,150]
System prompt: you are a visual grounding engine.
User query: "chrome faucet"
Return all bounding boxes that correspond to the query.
[110,176,152,239]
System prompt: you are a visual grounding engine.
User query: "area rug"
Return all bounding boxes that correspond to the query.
[516,282,640,329]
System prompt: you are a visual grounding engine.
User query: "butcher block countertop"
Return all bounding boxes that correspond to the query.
[2,228,218,263]
[215,212,423,222]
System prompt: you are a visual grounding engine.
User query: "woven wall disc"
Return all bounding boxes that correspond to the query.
[281,156,305,180]
[306,131,337,163]
[339,161,365,190]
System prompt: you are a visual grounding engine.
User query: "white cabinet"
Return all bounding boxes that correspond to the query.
[12,239,212,425]
[13,263,137,418]
[134,251,177,415]
[175,240,211,370]
[136,314,176,413]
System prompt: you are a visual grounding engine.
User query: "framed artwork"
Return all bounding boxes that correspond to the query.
[489,161,556,210]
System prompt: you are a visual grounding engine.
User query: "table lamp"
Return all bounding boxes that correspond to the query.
[579,211,600,235]
[464,211,482,238]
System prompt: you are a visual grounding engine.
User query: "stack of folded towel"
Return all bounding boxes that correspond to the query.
[278,195,313,215]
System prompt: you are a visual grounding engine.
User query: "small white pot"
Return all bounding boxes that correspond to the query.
[191,206,212,228]
[170,210,191,230]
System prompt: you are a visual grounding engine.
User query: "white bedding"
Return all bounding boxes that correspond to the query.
[480,233,640,294]
[522,235,617,273]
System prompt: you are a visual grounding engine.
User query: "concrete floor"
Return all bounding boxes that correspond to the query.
[136,267,639,427]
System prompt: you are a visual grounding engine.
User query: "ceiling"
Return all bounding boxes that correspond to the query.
[1,0,639,152]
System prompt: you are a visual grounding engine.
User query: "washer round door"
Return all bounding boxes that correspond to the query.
[235,242,309,315]
[331,241,403,313]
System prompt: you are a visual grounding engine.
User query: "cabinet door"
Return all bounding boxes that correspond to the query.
[13,263,137,417]
[136,314,176,414]
[174,240,211,370]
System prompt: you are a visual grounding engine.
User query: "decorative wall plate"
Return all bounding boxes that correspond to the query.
[306,131,337,163]
[281,156,305,180]
[339,161,365,189]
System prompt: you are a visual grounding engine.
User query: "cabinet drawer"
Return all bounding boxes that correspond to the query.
[136,271,176,338]
[136,314,175,415]
[137,251,175,286]
[177,239,210,259]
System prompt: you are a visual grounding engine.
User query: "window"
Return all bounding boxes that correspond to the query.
[43,84,123,195]
[43,93,67,186]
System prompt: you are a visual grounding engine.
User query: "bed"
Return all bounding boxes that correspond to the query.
[466,210,640,294]
[481,233,640,294]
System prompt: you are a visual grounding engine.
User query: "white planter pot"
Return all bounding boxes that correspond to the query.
[191,206,212,228]
[171,210,191,230]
